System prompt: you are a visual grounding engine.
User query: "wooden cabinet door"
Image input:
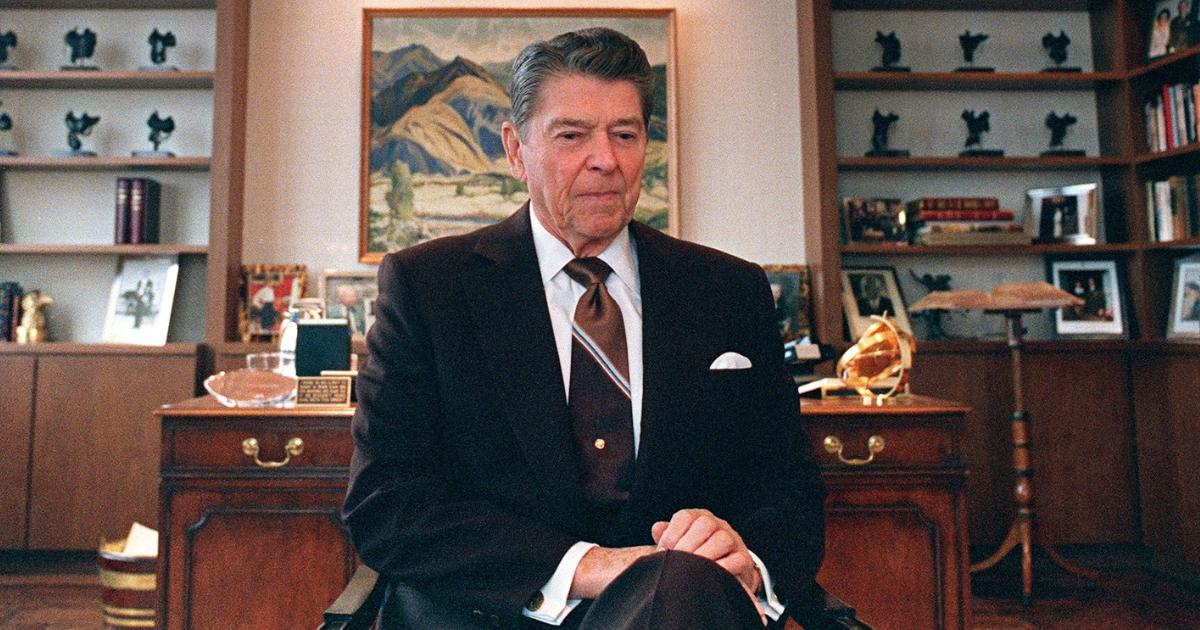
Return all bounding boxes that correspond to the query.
[0,355,35,548]
[28,354,194,549]
[162,485,355,630]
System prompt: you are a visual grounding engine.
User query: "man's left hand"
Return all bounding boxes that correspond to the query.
[651,509,764,608]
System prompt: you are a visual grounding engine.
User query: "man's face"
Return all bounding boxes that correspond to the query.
[502,72,647,256]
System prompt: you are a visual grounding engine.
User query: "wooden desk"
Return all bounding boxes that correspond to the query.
[158,394,969,630]
[803,394,971,630]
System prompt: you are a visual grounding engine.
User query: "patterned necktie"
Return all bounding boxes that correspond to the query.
[563,257,635,505]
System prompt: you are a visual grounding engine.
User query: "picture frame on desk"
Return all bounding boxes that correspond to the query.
[1046,257,1128,338]
[102,255,178,346]
[841,266,912,340]
[359,8,678,263]
[762,264,812,343]
[842,197,907,244]
[1167,254,1200,339]
[239,264,307,342]
[1026,183,1099,245]
[319,270,378,342]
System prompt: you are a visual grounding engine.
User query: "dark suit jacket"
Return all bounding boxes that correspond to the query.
[344,207,825,628]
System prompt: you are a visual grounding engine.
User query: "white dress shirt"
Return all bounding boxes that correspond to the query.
[521,210,783,625]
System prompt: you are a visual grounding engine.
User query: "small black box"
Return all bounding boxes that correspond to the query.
[295,319,351,377]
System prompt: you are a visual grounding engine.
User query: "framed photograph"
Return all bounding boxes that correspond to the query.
[762,265,812,343]
[840,267,912,339]
[360,8,678,263]
[240,264,307,342]
[1026,183,1099,245]
[1167,254,1200,339]
[841,197,907,244]
[319,270,379,341]
[1146,0,1197,60]
[102,255,179,345]
[1047,258,1128,338]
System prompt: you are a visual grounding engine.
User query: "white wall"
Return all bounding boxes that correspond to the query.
[240,0,808,289]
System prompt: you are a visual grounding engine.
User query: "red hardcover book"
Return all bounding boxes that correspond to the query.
[114,178,131,244]
[128,178,162,244]
[918,209,1015,221]
[1163,84,1175,150]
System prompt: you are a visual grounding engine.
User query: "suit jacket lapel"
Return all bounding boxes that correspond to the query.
[460,206,584,499]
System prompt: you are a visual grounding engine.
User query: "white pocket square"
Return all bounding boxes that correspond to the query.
[709,351,752,370]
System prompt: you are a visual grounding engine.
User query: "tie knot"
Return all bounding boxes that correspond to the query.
[564,257,613,287]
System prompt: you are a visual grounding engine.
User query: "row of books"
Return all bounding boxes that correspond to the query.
[0,282,24,342]
[1147,174,1200,242]
[1144,82,1200,153]
[114,177,162,244]
[843,196,1031,246]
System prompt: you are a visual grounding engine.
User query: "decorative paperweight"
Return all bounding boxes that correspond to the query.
[872,31,910,72]
[1041,30,1081,72]
[140,29,178,71]
[54,110,100,157]
[133,111,175,157]
[1041,111,1086,157]
[61,28,98,70]
[955,30,994,72]
[959,109,1003,157]
[865,109,909,157]
[0,30,17,70]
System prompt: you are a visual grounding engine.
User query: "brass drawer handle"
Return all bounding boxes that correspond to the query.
[823,435,885,466]
[241,437,304,468]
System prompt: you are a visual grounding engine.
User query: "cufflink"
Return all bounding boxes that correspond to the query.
[525,591,545,611]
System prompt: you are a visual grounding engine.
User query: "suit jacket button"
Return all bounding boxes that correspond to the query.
[471,609,485,620]
[489,613,501,627]
[526,591,545,611]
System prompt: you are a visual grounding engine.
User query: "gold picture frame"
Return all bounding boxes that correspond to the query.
[239,264,307,342]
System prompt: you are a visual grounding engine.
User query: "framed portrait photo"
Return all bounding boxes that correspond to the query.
[239,264,307,342]
[102,255,179,345]
[1167,254,1200,339]
[1146,0,1197,60]
[1026,183,1099,245]
[319,270,379,342]
[762,264,812,343]
[840,267,912,340]
[1046,258,1128,338]
[360,8,678,263]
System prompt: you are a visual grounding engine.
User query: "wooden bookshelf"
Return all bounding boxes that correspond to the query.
[0,156,211,171]
[0,70,214,90]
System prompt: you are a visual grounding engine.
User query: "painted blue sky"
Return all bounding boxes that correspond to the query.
[371,15,670,67]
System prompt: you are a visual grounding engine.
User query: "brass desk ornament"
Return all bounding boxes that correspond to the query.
[837,314,915,405]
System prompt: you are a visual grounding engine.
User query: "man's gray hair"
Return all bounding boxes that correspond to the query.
[509,27,655,134]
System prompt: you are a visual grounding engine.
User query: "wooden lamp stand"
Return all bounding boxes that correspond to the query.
[968,310,1099,605]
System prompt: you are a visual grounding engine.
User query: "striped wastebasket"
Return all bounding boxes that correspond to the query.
[98,539,157,629]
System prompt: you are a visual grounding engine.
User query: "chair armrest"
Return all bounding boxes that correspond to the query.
[786,582,875,630]
[316,564,388,630]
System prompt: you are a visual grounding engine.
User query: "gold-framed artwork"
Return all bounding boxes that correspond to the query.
[239,264,307,342]
[359,8,678,263]
[762,264,812,343]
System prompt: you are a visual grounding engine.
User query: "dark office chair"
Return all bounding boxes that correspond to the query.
[317,564,873,630]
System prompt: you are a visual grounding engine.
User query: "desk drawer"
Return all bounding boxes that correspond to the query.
[804,418,957,469]
[164,424,354,470]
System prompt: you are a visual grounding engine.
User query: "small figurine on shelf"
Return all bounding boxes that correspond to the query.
[143,29,178,71]
[865,109,910,157]
[909,270,955,341]
[872,31,910,72]
[1042,111,1085,157]
[0,30,17,70]
[0,101,14,156]
[959,109,1003,157]
[62,27,98,70]
[956,30,994,72]
[133,111,175,157]
[1041,30,1081,72]
[57,110,100,157]
[15,290,53,344]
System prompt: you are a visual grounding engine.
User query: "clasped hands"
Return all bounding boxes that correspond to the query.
[571,509,766,622]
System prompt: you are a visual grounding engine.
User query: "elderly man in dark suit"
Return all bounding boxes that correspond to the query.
[343,27,825,630]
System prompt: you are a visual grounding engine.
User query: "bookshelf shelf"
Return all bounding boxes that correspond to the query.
[1129,43,1200,80]
[834,71,1122,91]
[0,156,211,171]
[0,70,214,90]
[838,156,1126,171]
[0,244,208,255]
[842,242,1138,255]
[1132,142,1200,166]
[3,0,214,8]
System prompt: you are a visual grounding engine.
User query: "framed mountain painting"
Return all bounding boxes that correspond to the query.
[360,8,677,262]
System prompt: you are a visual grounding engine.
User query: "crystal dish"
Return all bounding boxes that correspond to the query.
[203,369,297,408]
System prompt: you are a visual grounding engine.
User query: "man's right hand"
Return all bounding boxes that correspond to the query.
[569,545,658,600]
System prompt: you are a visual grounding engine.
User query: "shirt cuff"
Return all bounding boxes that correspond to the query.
[747,549,785,621]
[521,541,597,625]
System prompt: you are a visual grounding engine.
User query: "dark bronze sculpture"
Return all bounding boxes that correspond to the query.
[1041,30,1081,72]
[62,110,100,156]
[146,29,177,69]
[134,111,175,156]
[872,31,910,72]
[62,28,98,70]
[956,30,994,72]
[960,109,1003,157]
[1042,111,1085,156]
[865,109,910,157]
[0,100,14,156]
[909,270,954,340]
[0,31,17,69]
